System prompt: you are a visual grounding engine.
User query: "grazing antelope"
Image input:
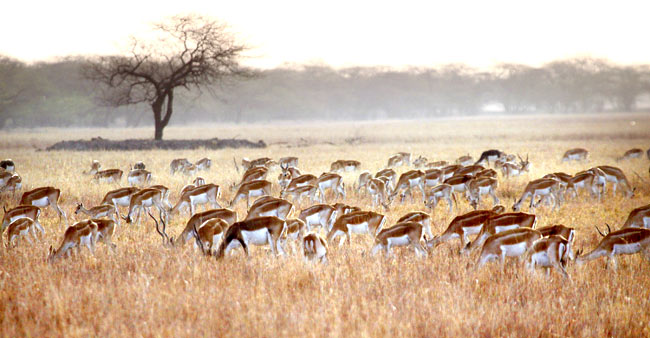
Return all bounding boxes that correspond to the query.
[232,166,269,191]
[47,219,99,262]
[100,187,139,216]
[423,169,443,189]
[127,169,152,186]
[195,157,212,171]
[170,158,192,174]
[356,171,372,194]
[332,203,361,216]
[387,154,408,168]
[464,212,536,253]
[427,160,448,170]
[75,203,119,226]
[285,174,318,191]
[281,184,317,206]
[20,187,67,224]
[132,161,146,170]
[427,209,498,249]
[366,178,390,210]
[299,204,337,232]
[456,154,473,166]
[327,211,385,246]
[284,218,307,242]
[279,156,299,168]
[230,180,273,208]
[5,218,39,248]
[169,184,221,216]
[0,174,22,195]
[172,208,238,248]
[1,205,44,236]
[242,157,275,171]
[537,224,575,244]
[443,174,473,195]
[562,148,588,162]
[0,159,15,172]
[565,171,599,200]
[375,168,397,191]
[594,165,634,198]
[476,228,542,270]
[576,227,650,269]
[413,156,428,168]
[390,170,425,203]
[397,211,433,240]
[215,216,287,258]
[303,232,328,263]
[424,184,455,214]
[526,235,575,279]
[466,176,499,210]
[622,204,650,229]
[149,185,172,209]
[330,160,361,172]
[123,188,168,225]
[475,149,505,166]
[476,168,497,178]
[180,163,198,176]
[501,155,530,178]
[455,165,485,178]
[90,218,117,250]
[190,218,228,255]
[180,177,207,196]
[94,169,123,183]
[441,164,462,181]
[278,163,301,190]
[617,148,644,161]
[316,172,345,203]
[0,171,14,187]
[371,222,428,257]
[246,197,293,220]
[512,178,562,212]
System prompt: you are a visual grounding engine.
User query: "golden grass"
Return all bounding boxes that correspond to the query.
[1,113,650,337]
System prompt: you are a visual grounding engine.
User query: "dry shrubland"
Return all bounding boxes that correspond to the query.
[1,113,649,337]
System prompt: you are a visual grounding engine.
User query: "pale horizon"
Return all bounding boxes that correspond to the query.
[2,0,650,69]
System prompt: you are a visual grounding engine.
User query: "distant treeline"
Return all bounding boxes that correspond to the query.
[1,56,649,128]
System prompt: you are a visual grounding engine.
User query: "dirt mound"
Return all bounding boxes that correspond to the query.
[45,137,266,151]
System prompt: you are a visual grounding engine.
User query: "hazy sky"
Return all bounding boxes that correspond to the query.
[2,0,649,69]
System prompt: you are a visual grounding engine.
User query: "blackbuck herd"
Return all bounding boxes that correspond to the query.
[0,147,649,278]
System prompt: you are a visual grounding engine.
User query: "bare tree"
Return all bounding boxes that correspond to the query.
[83,15,249,140]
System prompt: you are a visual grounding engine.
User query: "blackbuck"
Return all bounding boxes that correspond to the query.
[230,180,273,208]
[0,159,15,172]
[1,205,44,237]
[278,163,302,190]
[389,170,425,203]
[180,177,207,196]
[476,228,542,270]
[371,221,428,257]
[427,209,497,249]
[242,157,276,171]
[316,172,345,203]
[90,218,118,251]
[5,218,39,248]
[441,164,462,180]
[561,148,588,162]
[594,165,634,198]
[93,169,123,183]
[475,149,505,166]
[246,197,294,220]
[501,155,530,178]
[232,167,269,191]
[476,168,497,178]
[537,224,575,245]
[617,148,643,161]
[279,156,299,168]
[0,174,21,195]
[303,232,328,263]
[20,187,67,224]
[332,203,361,216]
[327,211,385,246]
[367,178,390,210]
[215,216,287,258]
[285,174,317,191]
[565,171,600,200]
[456,154,473,166]
[397,211,433,240]
[576,227,650,269]
[330,160,361,172]
[466,176,499,210]
[132,161,146,170]
[123,188,168,225]
[83,159,98,174]
[512,178,562,212]
[426,160,449,170]
[455,165,485,178]
[172,208,238,248]
[192,218,228,255]
[622,204,650,229]
[149,185,172,209]
[386,153,410,168]
[180,163,198,176]
[443,174,473,196]
[375,168,397,191]
[169,184,221,216]
[101,187,139,216]
[195,157,212,171]
[170,158,192,174]
[424,184,455,214]
[423,168,443,189]
[356,171,372,194]
[283,218,307,242]
[75,203,119,226]
[463,212,536,253]
[127,169,152,186]
[413,156,428,168]
[47,219,98,263]
[299,204,337,232]
[525,235,575,279]
[281,184,317,206]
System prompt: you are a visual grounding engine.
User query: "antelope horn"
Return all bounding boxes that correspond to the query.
[595,225,606,237]
[233,157,240,174]
[605,223,612,235]
[192,222,207,256]
[149,211,169,245]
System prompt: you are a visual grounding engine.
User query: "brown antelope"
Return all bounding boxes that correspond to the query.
[47,219,98,262]
[413,156,428,168]
[316,172,345,203]
[132,161,146,170]
[75,203,119,226]
[423,169,443,189]
[375,168,397,191]
[576,227,650,269]
[299,204,337,232]
[278,163,302,190]
[231,180,273,208]
[90,218,117,250]
[371,221,428,257]
[246,197,294,220]
[427,209,497,249]
[566,171,599,200]
[232,166,269,191]
[426,160,448,169]
[285,174,317,191]
[501,155,530,178]
[455,165,485,178]
[84,160,101,175]
[123,188,168,225]
[356,171,372,194]
[0,174,22,195]
[279,156,299,168]
[20,187,67,224]
[5,218,39,247]
[367,178,390,210]
[327,211,385,246]
[242,157,275,171]
[0,171,16,187]
[303,232,328,263]
[127,169,151,186]
[537,224,575,244]
[94,169,123,183]
[526,235,575,279]
[622,204,650,229]
[463,212,536,253]
[283,218,306,242]
[475,149,505,166]
[281,184,317,206]
[0,159,14,172]
[180,163,198,176]
[101,187,139,216]
[476,228,542,270]
[443,174,473,195]
[172,208,238,248]
[594,165,634,198]
[441,164,462,180]
[195,157,212,171]
[170,158,192,174]
[397,211,433,240]
[1,205,43,236]
[561,148,588,162]
[387,153,409,168]
[476,168,497,178]
[512,178,562,212]
[424,184,455,214]
[456,154,473,166]
[466,176,499,210]
[192,218,228,255]
[617,148,644,161]
[215,216,287,258]
[332,203,361,216]
[169,184,221,216]
[390,170,425,203]
[330,160,361,172]
[149,185,172,209]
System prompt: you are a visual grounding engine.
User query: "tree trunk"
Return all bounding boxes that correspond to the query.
[152,97,165,141]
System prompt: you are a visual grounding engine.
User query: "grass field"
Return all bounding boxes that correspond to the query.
[1,113,649,337]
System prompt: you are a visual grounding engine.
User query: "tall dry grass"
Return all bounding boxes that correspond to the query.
[0,113,649,337]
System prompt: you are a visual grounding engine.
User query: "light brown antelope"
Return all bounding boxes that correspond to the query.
[576,227,650,269]
[279,156,299,168]
[277,163,302,190]
[476,168,497,178]
[20,187,67,224]
[246,197,294,220]
[427,160,448,170]
[456,154,473,166]
[230,180,273,208]
[285,174,317,191]
[371,221,428,257]
[537,224,575,244]
[5,218,39,248]
[512,178,562,212]
[90,218,117,250]
[284,218,307,242]
[327,211,385,246]
[1,205,43,237]
[427,209,497,249]
[526,235,575,279]
[330,160,361,172]
[617,148,644,161]
[299,204,337,232]
[232,166,269,191]
[195,157,212,171]
[172,208,238,248]
[501,155,530,178]
[441,164,463,181]
[356,171,372,194]
[0,174,22,195]
[566,171,599,200]
[123,188,168,225]
[193,218,228,255]
[215,216,287,258]
[622,204,650,229]
[0,171,17,187]
[397,211,433,240]
[180,163,198,176]
[455,165,485,178]
[463,212,536,253]
[169,184,221,216]
[75,203,119,226]
[561,148,588,162]
[101,187,139,216]
[367,178,390,210]
[443,174,473,195]
[466,176,499,210]
[387,154,407,168]
[303,232,328,263]
[127,169,151,186]
[594,165,634,198]
[413,156,428,168]
[476,228,542,270]
[375,168,397,191]
[47,219,98,262]
[84,160,101,175]
[180,177,208,197]
[332,203,361,216]
[170,158,192,174]
[316,172,346,203]
[424,183,455,214]
[93,169,123,184]
[149,185,172,209]
[390,170,425,203]
[423,169,443,189]
[242,157,275,171]
[281,184,317,206]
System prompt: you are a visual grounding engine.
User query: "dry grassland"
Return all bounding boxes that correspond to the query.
[1,113,649,337]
